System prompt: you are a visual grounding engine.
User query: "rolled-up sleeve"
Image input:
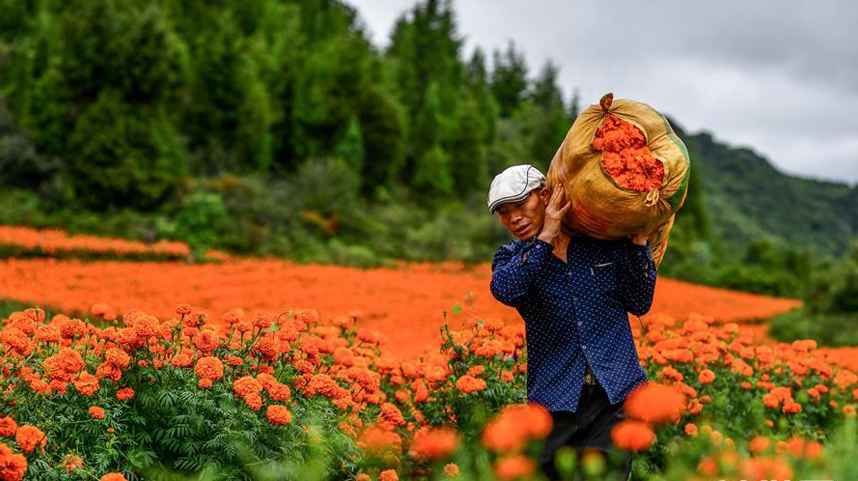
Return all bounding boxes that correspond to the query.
[616,239,657,316]
[490,239,552,308]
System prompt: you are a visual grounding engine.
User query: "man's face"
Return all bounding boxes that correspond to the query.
[495,188,550,240]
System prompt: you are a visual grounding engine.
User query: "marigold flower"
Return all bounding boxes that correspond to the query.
[59,453,83,474]
[225,356,244,366]
[193,329,220,353]
[234,376,263,398]
[455,375,486,394]
[104,348,130,369]
[844,404,856,417]
[482,403,552,452]
[268,383,291,402]
[89,406,105,419]
[303,374,341,399]
[412,427,460,460]
[443,463,459,477]
[0,418,17,438]
[195,357,224,382]
[0,442,27,481]
[355,474,370,481]
[244,392,263,411]
[14,425,46,454]
[170,352,193,368]
[749,436,770,453]
[266,405,292,426]
[739,456,792,481]
[698,369,715,384]
[624,383,685,425]
[34,324,61,343]
[132,314,160,341]
[783,400,802,414]
[611,420,655,452]
[424,365,447,383]
[493,455,535,480]
[763,393,780,409]
[698,456,718,476]
[684,423,698,437]
[659,366,684,382]
[412,380,429,403]
[379,469,398,481]
[116,387,135,401]
[378,403,406,428]
[1,326,33,357]
[175,304,193,316]
[99,474,128,481]
[43,348,85,382]
[358,425,402,455]
[73,372,100,397]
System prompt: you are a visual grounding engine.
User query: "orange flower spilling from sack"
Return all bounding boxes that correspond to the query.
[593,114,664,192]
[611,420,656,452]
[624,383,685,425]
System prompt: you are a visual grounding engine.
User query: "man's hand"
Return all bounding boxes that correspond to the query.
[631,233,648,246]
[537,184,572,244]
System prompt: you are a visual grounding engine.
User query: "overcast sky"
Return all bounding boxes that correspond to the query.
[346,0,858,185]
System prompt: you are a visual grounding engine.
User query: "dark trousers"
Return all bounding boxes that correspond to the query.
[539,383,632,481]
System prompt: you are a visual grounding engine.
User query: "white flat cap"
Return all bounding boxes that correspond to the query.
[487,164,546,213]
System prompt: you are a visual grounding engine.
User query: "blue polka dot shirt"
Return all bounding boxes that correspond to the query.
[490,232,656,412]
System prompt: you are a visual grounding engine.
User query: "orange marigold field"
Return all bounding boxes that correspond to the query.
[0,226,191,257]
[0,257,800,359]
[1,304,856,480]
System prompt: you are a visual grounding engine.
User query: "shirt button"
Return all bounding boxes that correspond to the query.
[582,345,587,350]
[578,321,582,326]
[573,296,579,301]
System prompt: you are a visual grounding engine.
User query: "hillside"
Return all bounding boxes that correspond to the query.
[672,123,858,258]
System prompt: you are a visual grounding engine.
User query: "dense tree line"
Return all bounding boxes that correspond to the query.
[0,0,574,211]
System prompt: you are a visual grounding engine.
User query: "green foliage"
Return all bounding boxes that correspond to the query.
[68,90,185,209]
[490,42,529,118]
[173,192,230,257]
[769,243,858,346]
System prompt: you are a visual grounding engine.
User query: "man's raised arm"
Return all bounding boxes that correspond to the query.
[490,239,552,308]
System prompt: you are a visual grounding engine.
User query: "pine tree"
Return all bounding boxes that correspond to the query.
[490,41,528,117]
[334,114,365,177]
[528,61,570,164]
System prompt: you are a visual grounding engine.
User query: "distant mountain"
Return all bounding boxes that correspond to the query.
[673,122,858,257]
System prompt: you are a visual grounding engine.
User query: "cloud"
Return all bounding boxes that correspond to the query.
[347,0,858,184]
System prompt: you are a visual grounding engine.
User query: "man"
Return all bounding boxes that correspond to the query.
[487,164,656,480]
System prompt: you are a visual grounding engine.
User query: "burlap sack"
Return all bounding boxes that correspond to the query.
[546,93,690,268]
